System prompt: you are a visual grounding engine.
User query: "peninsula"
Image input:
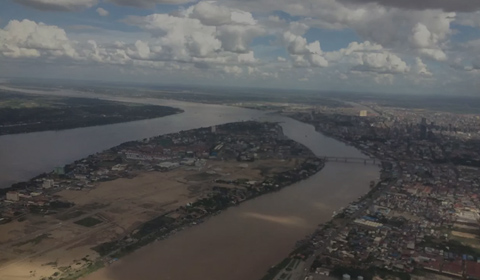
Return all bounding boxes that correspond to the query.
[0,121,323,280]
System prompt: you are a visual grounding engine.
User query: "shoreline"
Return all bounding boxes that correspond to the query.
[0,121,328,280]
[0,109,184,137]
[258,115,387,280]
[88,157,326,265]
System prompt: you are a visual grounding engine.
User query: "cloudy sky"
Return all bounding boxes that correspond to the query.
[1,0,480,94]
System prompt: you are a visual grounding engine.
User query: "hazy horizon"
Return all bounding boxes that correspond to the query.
[1,0,480,95]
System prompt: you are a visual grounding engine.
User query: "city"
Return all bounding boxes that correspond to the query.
[1,0,480,278]
[257,102,480,280]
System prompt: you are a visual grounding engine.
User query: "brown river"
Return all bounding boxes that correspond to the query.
[0,86,379,280]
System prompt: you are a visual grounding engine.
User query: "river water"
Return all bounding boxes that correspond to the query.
[0,88,379,280]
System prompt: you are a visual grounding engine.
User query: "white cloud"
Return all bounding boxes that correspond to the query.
[188,1,233,26]
[125,14,221,60]
[414,57,433,76]
[352,52,409,74]
[14,0,98,11]
[126,40,161,60]
[125,6,264,60]
[410,23,447,61]
[229,0,454,61]
[0,19,77,59]
[237,51,257,63]
[456,12,480,28]
[373,74,394,85]
[282,31,328,67]
[96,7,109,17]
[326,41,409,74]
[223,65,243,74]
[339,0,480,13]
[216,25,265,53]
[2,0,479,93]
[106,0,192,8]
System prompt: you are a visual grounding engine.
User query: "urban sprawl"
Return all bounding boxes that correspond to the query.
[261,103,480,280]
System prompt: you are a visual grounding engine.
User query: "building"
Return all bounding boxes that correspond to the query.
[42,179,54,189]
[353,218,383,229]
[211,126,216,134]
[359,110,368,117]
[6,191,19,201]
[54,166,65,175]
[158,162,180,171]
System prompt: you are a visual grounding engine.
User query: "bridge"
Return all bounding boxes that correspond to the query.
[322,156,377,165]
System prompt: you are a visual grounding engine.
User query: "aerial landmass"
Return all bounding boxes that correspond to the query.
[1,83,480,280]
[254,101,480,280]
[0,89,182,135]
[0,121,323,280]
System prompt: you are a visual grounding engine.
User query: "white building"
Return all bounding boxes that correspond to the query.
[6,191,19,201]
[111,164,127,171]
[42,179,54,189]
[158,162,180,170]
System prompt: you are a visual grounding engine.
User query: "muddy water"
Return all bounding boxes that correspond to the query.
[86,162,378,280]
[0,88,379,280]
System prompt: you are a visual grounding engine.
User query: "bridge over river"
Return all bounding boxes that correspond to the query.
[321,156,378,165]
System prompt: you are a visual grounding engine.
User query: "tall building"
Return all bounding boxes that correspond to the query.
[211,126,216,134]
[359,110,368,117]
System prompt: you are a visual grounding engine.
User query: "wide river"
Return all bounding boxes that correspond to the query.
[0,88,379,280]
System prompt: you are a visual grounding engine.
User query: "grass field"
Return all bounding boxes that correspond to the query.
[74,217,103,227]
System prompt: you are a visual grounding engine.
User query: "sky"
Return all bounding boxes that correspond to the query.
[0,0,480,94]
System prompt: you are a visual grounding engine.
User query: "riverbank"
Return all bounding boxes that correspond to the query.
[260,108,480,280]
[0,90,183,135]
[257,113,388,280]
[0,121,325,280]
[0,88,380,280]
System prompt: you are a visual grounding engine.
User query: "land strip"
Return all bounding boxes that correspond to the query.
[0,90,182,135]
[0,121,324,280]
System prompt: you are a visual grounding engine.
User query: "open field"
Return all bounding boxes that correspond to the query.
[0,158,298,280]
[0,89,182,135]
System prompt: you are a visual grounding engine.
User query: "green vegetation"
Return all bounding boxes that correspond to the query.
[285,259,299,271]
[74,216,103,227]
[0,90,183,135]
[260,258,292,280]
[92,240,119,257]
[420,235,480,256]
[57,260,104,280]
[185,172,220,181]
[330,265,411,280]
[57,210,85,221]
[289,243,313,257]
[449,234,480,251]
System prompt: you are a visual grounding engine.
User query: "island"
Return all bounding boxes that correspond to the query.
[0,121,324,280]
[0,90,183,135]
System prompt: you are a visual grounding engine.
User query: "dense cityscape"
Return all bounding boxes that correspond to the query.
[256,103,480,280]
[2,0,480,278]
